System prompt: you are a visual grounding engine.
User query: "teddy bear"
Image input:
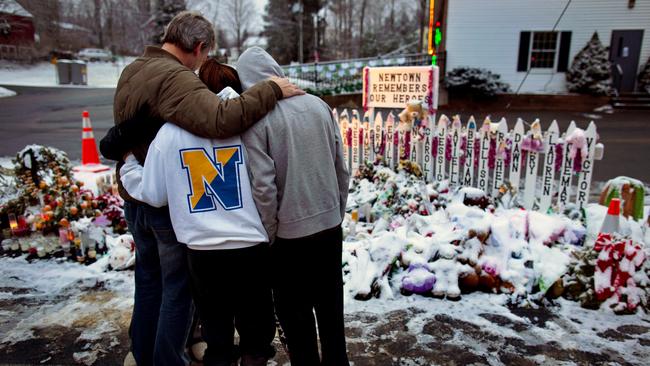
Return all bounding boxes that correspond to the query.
[398,100,428,134]
[107,234,136,270]
[427,242,474,300]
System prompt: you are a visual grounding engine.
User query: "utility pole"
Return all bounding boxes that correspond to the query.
[313,13,319,62]
[298,0,304,63]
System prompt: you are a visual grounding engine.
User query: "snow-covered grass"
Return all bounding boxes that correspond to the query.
[0,256,133,364]
[0,58,136,88]
[0,86,16,98]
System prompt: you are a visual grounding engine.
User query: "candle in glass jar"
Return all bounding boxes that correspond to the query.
[8,213,18,232]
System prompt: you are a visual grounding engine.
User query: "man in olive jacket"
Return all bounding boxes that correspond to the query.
[103,11,302,366]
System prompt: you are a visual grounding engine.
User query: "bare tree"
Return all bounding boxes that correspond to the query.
[222,0,255,55]
[358,0,368,55]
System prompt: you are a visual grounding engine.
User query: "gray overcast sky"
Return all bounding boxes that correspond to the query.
[253,0,268,29]
[190,0,269,32]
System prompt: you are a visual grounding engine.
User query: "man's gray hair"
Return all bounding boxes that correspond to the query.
[162,11,215,52]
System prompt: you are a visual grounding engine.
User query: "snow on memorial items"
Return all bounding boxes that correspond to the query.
[0,145,126,264]
[341,160,610,306]
[599,176,645,221]
[397,100,429,164]
[106,234,135,271]
[561,199,649,313]
[592,199,648,313]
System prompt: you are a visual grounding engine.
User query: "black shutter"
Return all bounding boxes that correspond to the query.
[557,31,572,72]
[517,31,531,72]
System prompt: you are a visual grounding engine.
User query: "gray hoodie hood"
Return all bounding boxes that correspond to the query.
[237,47,285,91]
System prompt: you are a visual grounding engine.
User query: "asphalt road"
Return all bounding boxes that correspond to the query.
[0,85,649,183]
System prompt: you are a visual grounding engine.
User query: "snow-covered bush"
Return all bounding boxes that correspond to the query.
[638,57,650,94]
[566,32,613,96]
[445,67,510,98]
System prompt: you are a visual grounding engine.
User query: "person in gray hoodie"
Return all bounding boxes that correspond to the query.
[238,47,350,366]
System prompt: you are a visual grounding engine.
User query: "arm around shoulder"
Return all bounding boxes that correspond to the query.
[157,69,282,139]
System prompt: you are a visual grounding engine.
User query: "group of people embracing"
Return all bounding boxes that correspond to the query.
[100,11,350,366]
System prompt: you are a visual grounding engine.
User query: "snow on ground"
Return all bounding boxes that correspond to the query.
[0,86,16,98]
[0,255,648,365]
[0,256,133,365]
[0,58,135,88]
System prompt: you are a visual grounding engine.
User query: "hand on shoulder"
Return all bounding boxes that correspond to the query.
[268,76,305,99]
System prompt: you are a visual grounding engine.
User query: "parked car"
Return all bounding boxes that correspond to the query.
[77,48,113,62]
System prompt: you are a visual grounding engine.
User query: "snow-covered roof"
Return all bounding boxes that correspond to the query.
[0,0,33,18]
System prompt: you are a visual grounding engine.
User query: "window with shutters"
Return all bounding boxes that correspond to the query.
[530,31,558,69]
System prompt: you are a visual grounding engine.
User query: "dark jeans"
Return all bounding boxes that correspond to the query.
[123,201,194,366]
[272,225,350,366]
[187,244,276,366]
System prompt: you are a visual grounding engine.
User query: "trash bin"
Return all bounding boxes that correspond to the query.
[70,60,88,85]
[56,60,72,85]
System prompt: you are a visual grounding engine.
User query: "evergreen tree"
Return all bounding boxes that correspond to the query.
[151,0,187,45]
[638,57,650,94]
[566,32,613,96]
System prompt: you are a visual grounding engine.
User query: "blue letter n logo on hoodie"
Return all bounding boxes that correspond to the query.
[180,146,243,213]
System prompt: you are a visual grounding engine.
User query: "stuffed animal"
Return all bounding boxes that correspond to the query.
[521,120,544,153]
[398,100,428,134]
[565,128,588,161]
[106,234,135,270]
[428,243,474,300]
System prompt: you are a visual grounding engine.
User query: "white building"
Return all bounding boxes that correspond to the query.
[445,0,650,94]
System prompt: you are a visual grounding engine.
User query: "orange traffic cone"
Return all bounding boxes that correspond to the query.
[73,111,110,173]
[600,198,621,234]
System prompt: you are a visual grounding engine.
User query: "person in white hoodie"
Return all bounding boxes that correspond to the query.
[119,59,275,366]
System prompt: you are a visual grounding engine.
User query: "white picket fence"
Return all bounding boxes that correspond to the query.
[334,109,605,212]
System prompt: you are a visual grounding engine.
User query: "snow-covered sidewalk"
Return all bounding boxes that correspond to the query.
[0,256,648,365]
[0,59,135,88]
[0,86,16,98]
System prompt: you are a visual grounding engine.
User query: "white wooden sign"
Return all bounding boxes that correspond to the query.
[363,110,372,164]
[462,117,477,187]
[576,122,598,209]
[338,109,351,173]
[385,112,396,169]
[539,121,559,212]
[509,119,525,191]
[523,119,542,210]
[477,118,491,193]
[449,116,462,186]
[492,118,508,196]
[351,110,361,173]
[422,116,434,182]
[557,121,576,210]
[363,65,439,110]
[373,112,383,164]
[435,115,448,182]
